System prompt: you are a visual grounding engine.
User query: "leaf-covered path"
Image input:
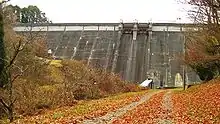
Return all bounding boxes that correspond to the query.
[82,90,175,124]
[157,90,173,124]
[112,90,173,124]
[82,90,163,124]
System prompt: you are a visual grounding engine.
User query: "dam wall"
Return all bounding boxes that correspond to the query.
[14,23,200,87]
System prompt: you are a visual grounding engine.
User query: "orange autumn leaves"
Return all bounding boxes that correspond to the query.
[172,80,220,123]
[12,80,220,124]
[113,91,166,124]
[12,91,146,124]
[113,80,220,124]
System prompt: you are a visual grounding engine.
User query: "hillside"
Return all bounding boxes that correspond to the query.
[0,59,142,123]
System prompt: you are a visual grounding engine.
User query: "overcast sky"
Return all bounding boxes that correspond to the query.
[9,0,191,23]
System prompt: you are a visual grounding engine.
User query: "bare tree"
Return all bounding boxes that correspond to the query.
[182,0,220,81]
[0,6,48,122]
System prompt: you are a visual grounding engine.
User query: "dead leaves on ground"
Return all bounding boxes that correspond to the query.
[113,80,220,124]
[12,80,220,124]
[12,91,146,124]
[112,91,166,124]
[172,79,220,123]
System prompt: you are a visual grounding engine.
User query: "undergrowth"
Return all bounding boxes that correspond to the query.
[0,59,142,121]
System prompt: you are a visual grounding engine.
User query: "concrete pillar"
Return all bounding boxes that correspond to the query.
[131,23,138,81]
[140,32,148,82]
[147,23,152,74]
[125,22,138,81]
[111,23,123,73]
[165,26,169,87]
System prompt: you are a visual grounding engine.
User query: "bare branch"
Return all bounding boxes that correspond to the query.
[0,99,10,111]
[11,65,29,83]
[6,40,21,69]
[0,0,10,4]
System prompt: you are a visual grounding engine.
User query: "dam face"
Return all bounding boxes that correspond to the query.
[14,23,200,87]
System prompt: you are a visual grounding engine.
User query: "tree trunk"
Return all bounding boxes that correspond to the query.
[0,3,6,87]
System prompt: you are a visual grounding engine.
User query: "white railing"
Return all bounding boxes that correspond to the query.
[13,23,193,32]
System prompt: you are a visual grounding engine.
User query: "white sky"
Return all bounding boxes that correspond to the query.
[9,0,191,23]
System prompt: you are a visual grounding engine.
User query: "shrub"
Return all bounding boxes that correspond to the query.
[1,59,141,119]
[61,60,141,99]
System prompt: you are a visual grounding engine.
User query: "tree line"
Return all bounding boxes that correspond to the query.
[6,4,50,24]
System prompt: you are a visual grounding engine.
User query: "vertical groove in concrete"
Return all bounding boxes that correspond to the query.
[108,27,117,71]
[104,28,113,71]
[125,39,134,81]
[87,27,100,66]
[131,37,137,82]
[53,27,66,57]
[82,38,89,60]
[140,34,148,82]
[71,26,84,60]
[165,26,169,86]
[131,24,138,82]
[111,23,123,73]
[119,34,132,79]
[147,23,152,74]
[62,26,72,58]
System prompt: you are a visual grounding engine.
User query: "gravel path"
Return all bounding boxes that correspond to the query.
[157,90,173,124]
[82,90,163,124]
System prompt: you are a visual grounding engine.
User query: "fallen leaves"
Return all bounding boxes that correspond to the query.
[12,79,220,124]
[112,91,166,124]
[172,79,220,123]
[113,79,220,124]
[12,90,147,124]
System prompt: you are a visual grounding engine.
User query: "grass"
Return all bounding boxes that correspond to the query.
[49,60,63,67]
[51,90,148,117]
[48,62,64,83]
[170,87,185,93]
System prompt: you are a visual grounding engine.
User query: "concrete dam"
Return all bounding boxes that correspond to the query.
[14,22,200,87]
